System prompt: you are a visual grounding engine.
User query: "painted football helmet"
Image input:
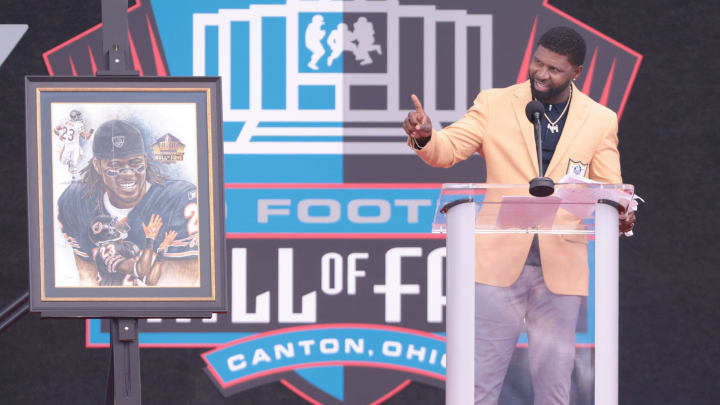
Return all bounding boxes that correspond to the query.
[69,110,83,122]
[88,214,128,246]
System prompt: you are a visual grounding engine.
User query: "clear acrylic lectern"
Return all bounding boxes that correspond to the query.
[433,183,635,405]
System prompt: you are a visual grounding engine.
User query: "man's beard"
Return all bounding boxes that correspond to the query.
[530,77,570,103]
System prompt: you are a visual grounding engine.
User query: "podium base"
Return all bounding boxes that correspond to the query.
[529,177,555,197]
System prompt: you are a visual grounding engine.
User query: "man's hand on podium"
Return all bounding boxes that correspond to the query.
[619,211,636,234]
[403,94,433,140]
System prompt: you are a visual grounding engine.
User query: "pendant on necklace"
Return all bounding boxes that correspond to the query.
[547,123,559,133]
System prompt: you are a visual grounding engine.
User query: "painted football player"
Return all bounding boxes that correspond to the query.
[88,213,177,286]
[57,119,199,287]
[53,109,93,181]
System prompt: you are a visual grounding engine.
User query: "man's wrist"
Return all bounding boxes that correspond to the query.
[412,134,431,150]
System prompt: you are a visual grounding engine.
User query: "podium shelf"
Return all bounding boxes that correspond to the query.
[432,183,635,235]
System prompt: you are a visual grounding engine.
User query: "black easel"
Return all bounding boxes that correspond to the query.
[97,1,142,404]
[106,318,142,405]
[97,0,139,77]
[0,292,30,334]
[0,1,142,403]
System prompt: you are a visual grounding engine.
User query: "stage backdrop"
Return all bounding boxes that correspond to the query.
[10,0,645,404]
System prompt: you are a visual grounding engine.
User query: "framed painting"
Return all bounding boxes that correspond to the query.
[25,76,226,317]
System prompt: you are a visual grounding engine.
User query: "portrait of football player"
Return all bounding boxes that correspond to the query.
[56,119,200,287]
[53,109,94,181]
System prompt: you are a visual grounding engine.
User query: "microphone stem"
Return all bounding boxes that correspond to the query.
[534,115,544,177]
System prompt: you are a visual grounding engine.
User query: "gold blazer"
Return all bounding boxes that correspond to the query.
[411,81,622,296]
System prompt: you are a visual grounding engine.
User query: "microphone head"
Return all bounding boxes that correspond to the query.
[525,100,544,123]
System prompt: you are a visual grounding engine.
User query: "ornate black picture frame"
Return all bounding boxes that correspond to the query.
[25,76,226,317]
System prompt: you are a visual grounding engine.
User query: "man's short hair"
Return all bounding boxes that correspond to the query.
[537,26,586,67]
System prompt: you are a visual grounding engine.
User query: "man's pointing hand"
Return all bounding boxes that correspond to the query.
[403,94,433,140]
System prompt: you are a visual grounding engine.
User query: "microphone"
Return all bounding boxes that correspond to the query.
[525,100,544,123]
[525,100,555,197]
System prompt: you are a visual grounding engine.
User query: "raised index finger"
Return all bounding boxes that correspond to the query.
[410,94,425,116]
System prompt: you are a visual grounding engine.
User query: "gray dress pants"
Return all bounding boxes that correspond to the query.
[474,264,581,405]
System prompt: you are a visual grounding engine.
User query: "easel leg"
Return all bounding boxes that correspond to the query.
[105,318,142,405]
[105,349,114,405]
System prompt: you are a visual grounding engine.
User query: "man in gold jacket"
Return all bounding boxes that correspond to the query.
[403,27,635,404]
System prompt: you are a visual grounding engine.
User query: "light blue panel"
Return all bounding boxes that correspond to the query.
[299,85,335,110]
[262,17,286,109]
[87,319,250,345]
[231,22,250,109]
[258,122,343,128]
[224,188,438,233]
[296,366,344,401]
[223,122,245,142]
[587,239,596,343]
[250,136,343,142]
[141,332,251,344]
[205,25,219,76]
[297,12,343,73]
[151,0,286,75]
[223,154,343,183]
[87,319,107,345]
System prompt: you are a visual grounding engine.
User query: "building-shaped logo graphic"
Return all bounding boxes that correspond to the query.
[152,133,185,162]
[193,0,493,155]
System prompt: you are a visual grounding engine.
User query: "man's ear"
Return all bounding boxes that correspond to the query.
[92,158,101,173]
[574,65,584,81]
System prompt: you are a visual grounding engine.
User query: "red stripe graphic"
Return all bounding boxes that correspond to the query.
[44,24,101,75]
[43,0,144,76]
[516,16,538,84]
[68,56,77,76]
[581,47,598,94]
[599,58,616,106]
[87,45,97,75]
[127,29,144,76]
[542,0,642,119]
[369,379,412,405]
[43,55,54,76]
[146,14,167,76]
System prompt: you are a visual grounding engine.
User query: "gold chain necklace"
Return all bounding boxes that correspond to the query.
[541,85,572,134]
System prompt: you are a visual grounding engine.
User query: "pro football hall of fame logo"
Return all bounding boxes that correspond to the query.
[43,0,640,403]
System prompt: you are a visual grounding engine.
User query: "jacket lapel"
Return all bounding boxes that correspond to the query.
[545,82,589,177]
[512,82,539,176]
